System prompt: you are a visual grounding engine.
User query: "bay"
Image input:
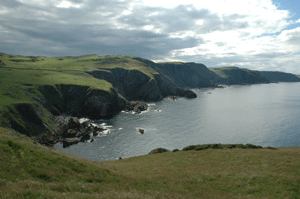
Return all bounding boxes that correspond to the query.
[54,82,300,161]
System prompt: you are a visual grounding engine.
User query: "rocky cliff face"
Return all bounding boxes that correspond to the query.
[87,69,163,101]
[88,67,197,101]
[259,71,300,82]
[154,63,215,88]
[209,67,270,85]
[39,84,126,119]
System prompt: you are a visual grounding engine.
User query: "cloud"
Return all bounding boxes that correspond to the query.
[0,0,299,74]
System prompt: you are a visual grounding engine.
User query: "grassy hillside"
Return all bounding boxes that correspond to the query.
[0,53,168,139]
[209,67,270,85]
[0,127,299,198]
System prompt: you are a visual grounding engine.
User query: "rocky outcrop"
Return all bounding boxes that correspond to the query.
[51,116,108,147]
[123,101,149,114]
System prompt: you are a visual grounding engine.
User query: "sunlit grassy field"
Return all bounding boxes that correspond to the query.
[0,127,299,199]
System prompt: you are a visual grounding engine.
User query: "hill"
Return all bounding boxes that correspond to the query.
[259,71,300,82]
[0,53,201,145]
[0,127,299,198]
[208,67,270,85]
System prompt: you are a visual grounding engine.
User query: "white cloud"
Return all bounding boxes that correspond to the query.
[57,1,82,8]
[0,0,299,74]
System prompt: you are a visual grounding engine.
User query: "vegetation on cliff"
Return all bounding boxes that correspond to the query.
[209,67,270,85]
[0,53,201,144]
[259,71,300,82]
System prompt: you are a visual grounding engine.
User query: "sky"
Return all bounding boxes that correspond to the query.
[1,0,300,74]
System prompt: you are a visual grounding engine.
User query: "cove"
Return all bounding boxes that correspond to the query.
[54,82,300,161]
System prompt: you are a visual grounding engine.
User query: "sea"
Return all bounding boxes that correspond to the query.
[54,82,300,161]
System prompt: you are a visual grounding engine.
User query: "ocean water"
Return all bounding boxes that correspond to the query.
[54,82,300,161]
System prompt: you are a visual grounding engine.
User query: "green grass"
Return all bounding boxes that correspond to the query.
[0,53,160,131]
[0,53,158,77]
[0,127,299,198]
[0,53,159,112]
[209,67,239,79]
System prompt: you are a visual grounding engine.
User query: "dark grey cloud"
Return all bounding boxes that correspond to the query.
[0,0,299,75]
[0,0,23,8]
[0,0,202,59]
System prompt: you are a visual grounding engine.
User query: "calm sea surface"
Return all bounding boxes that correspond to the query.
[54,82,300,161]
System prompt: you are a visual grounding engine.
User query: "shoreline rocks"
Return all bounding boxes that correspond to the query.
[52,116,108,148]
[123,101,149,114]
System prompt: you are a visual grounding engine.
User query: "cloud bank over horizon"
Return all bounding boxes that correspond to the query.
[1,0,300,74]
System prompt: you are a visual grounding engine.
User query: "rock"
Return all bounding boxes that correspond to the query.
[93,131,98,136]
[81,121,90,128]
[175,88,197,98]
[62,138,80,148]
[63,129,77,138]
[139,128,144,134]
[168,96,177,101]
[123,101,149,114]
[92,126,105,133]
[68,118,81,129]
[148,148,169,154]
[80,133,91,142]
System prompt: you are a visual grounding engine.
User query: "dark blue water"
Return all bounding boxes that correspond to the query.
[54,82,300,161]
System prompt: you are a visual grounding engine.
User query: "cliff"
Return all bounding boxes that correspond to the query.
[259,71,300,82]
[209,67,270,85]
[1,52,299,145]
[0,53,198,144]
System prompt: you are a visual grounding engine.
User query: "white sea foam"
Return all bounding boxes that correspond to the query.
[79,118,89,123]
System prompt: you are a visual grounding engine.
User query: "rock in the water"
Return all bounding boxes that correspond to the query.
[92,126,105,133]
[139,128,144,134]
[62,138,80,148]
[80,133,91,142]
[93,131,98,136]
[68,118,81,129]
[123,101,149,114]
[168,96,177,101]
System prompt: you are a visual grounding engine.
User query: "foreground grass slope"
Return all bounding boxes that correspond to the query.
[0,128,299,199]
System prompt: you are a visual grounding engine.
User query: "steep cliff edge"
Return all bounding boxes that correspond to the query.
[209,67,270,85]
[259,71,300,82]
[0,53,199,145]
[38,84,126,119]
